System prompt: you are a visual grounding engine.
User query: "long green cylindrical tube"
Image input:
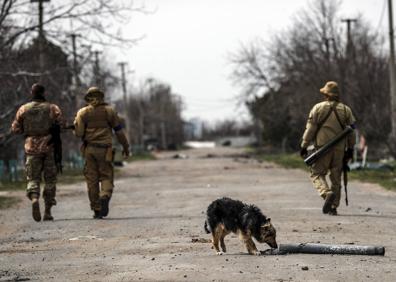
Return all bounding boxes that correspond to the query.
[304,126,353,166]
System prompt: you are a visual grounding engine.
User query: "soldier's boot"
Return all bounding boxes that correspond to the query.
[100,196,110,218]
[43,203,54,221]
[328,208,338,216]
[31,194,41,222]
[93,210,103,219]
[322,192,335,214]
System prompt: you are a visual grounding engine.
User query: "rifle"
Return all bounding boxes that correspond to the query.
[304,126,354,166]
[343,160,350,206]
[47,124,75,174]
[48,123,63,173]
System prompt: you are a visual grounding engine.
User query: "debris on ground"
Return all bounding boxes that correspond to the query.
[191,238,211,243]
[173,153,189,159]
[223,166,235,170]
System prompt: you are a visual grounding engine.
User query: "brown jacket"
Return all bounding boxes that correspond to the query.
[11,101,63,155]
[301,101,356,150]
[73,103,128,148]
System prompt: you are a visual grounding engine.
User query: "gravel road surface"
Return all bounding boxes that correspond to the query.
[1,148,395,281]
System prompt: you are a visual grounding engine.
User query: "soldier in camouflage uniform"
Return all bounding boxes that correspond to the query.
[300,81,356,215]
[73,87,129,219]
[11,84,63,222]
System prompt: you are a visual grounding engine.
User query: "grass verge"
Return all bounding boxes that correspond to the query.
[0,196,21,209]
[256,152,396,191]
[127,151,156,162]
[259,153,308,170]
[348,170,396,191]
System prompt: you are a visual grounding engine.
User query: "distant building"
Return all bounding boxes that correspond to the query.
[184,118,203,140]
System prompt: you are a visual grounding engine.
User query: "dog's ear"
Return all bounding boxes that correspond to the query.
[261,218,271,228]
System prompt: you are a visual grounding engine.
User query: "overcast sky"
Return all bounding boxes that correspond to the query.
[118,0,387,122]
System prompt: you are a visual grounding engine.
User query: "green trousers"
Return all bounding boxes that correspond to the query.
[25,151,57,205]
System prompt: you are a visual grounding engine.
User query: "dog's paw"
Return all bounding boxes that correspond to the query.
[216,251,224,255]
[252,251,261,256]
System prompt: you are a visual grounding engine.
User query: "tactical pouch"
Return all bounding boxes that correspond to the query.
[105,147,113,162]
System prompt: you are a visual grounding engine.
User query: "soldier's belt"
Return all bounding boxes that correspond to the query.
[87,143,111,149]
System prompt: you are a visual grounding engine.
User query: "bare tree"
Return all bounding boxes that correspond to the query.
[126,78,185,150]
[1,0,146,50]
[0,0,148,179]
[230,0,390,155]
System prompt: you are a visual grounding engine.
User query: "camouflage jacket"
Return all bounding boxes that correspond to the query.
[11,99,63,155]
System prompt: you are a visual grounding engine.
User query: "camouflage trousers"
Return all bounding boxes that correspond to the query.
[25,151,57,205]
[310,148,343,209]
[83,146,114,211]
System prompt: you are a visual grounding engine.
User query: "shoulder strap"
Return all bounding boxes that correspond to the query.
[316,106,333,133]
[331,102,345,130]
[313,105,333,146]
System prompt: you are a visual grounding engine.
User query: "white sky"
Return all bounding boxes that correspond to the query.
[117,0,387,122]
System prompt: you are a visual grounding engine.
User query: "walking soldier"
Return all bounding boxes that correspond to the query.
[300,81,356,215]
[11,83,63,222]
[73,87,130,219]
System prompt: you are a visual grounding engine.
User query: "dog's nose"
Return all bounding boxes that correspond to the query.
[272,242,278,249]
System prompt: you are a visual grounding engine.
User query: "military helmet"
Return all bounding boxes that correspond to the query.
[320,81,339,97]
[84,87,104,101]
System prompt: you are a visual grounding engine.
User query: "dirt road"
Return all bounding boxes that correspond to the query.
[1,148,395,281]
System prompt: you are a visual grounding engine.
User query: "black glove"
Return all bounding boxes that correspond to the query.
[344,148,353,162]
[300,147,308,159]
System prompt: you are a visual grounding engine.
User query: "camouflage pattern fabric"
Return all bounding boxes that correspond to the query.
[12,101,63,155]
[25,151,57,205]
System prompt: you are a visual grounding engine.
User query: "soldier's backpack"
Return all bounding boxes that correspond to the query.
[23,102,52,136]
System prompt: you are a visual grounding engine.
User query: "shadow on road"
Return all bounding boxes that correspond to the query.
[54,214,185,222]
[341,213,396,219]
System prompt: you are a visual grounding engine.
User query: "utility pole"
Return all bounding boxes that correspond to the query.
[118,62,128,106]
[323,37,334,72]
[340,18,357,98]
[118,62,131,142]
[69,33,82,109]
[31,0,50,76]
[93,51,102,87]
[341,18,358,56]
[388,0,396,142]
[70,33,81,88]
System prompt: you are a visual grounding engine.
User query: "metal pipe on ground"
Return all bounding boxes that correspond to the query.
[262,243,385,256]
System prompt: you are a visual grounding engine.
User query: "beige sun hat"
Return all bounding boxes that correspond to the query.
[84,86,104,106]
[320,81,340,97]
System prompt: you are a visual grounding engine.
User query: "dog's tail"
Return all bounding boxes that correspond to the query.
[204,220,211,234]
